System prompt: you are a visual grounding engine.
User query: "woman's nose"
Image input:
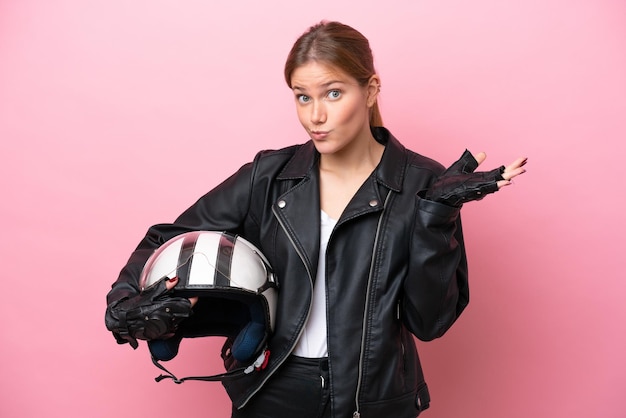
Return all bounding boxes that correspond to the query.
[311,101,327,125]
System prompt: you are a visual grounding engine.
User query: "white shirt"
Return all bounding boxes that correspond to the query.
[292,210,337,358]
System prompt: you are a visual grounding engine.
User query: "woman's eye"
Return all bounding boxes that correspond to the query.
[297,95,310,104]
[327,90,341,99]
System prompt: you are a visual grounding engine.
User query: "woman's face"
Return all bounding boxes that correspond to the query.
[290,61,378,156]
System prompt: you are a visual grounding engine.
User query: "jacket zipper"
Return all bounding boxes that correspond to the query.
[240,205,315,408]
[353,191,391,418]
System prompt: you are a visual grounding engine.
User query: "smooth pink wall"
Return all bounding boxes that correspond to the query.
[1,1,624,417]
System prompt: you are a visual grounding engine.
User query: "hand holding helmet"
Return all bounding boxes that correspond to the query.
[424,149,527,207]
[136,231,278,383]
[105,277,195,349]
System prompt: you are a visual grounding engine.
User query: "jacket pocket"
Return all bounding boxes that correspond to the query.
[358,391,423,418]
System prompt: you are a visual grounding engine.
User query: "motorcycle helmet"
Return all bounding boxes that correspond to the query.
[139,231,277,381]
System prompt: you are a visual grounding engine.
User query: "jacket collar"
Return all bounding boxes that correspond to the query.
[277,127,407,192]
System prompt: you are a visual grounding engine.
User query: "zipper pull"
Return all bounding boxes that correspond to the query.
[353,412,360,418]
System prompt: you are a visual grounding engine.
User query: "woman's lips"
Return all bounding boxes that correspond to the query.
[310,130,329,140]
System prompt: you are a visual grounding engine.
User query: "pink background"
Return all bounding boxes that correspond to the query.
[1,1,625,417]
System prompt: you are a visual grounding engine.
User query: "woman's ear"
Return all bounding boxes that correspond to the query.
[366,74,381,108]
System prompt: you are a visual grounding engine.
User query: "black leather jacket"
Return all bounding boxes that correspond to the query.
[107,127,469,418]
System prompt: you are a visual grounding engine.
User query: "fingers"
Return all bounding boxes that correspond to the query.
[501,157,528,181]
[165,276,178,290]
[496,157,528,189]
[497,179,511,189]
[505,156,528,172]
[461,151,527,191]
[165,277,198,307]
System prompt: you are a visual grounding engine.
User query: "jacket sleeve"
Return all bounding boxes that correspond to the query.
[402,196,469,341]
[106,157,259,307]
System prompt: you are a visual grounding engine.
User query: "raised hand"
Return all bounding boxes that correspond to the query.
[424,150,527,207]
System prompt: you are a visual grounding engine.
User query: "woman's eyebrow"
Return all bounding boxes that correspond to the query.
[292,80,345,91]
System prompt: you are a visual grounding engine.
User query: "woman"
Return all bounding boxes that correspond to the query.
[106,21,527,418]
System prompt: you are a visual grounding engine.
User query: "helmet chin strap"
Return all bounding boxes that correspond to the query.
[151,349,271,384]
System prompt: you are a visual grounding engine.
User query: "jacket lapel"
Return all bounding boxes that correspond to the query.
[273,141,321,280]
[271,128,407,275]
[338,128,407,225]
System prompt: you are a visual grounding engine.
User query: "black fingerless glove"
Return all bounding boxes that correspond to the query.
[105,279,193,349]
[424,150,505,207]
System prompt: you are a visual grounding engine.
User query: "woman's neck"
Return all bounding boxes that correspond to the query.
[318,133,385,220]
[319,133,385,178]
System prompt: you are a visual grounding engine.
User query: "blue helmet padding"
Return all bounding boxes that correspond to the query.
[148,332,183,361]
[148,295,268,363]
[231,299,267,362]
[232,322,266,362]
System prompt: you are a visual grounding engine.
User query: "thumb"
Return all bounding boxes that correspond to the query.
[473,151,487,166]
